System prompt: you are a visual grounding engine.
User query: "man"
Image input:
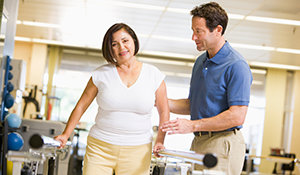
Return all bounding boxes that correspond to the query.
[160,2,253,174]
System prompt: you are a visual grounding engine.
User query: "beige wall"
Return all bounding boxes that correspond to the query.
[291,71,300,175]
[13,41,47,118]
[259,69,287,172]
[14,42,32,86]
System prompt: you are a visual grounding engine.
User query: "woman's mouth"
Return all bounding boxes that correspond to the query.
[119,51,128,56]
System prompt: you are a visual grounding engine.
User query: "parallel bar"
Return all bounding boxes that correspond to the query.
[29,134,71,149]
[158,149,217,168]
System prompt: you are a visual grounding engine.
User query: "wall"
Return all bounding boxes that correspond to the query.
[13,41,47,118]
[290,71,300,175]
[13,42,32,85]
[259,69,287,172]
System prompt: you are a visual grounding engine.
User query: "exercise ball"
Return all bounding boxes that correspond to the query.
[7,132,24,151]
[4,113,21,128]
[4,93,14,109]
[7,82,14,92]
[8,72,13,80]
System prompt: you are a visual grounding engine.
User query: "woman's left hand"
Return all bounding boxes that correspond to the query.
[153,142,165,158]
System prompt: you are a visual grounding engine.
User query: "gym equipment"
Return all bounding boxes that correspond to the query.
[151,149,219,175]
[17,119,74,175]
[6,135,72,175]
[6,150,45,175]
[4,93,14,109]
[159,149,217,168]
[7,132,24,151]
[7,160,13,175]
[29,134,72,149]
[6,82,14,92]
[281,153,296,174]
[22,85,42,119]
[245,154,300,174]
[4,113,22,128]
[1,56,15,121]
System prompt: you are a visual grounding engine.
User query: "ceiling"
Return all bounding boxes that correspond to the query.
[15,0,300,69]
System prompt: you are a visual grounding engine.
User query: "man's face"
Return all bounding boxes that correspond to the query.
[191,16,216,52]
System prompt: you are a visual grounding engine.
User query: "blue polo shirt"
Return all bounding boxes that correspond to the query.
[188,41,253,130]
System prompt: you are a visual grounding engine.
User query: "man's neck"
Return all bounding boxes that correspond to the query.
[207,37,226,59]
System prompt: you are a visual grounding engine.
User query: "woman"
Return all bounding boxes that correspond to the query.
[55,23,169,175]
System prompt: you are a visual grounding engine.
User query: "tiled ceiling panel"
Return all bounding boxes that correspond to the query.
[15,0,300,68]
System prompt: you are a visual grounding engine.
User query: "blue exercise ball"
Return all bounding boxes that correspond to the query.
[7,82,14,92]
[8,132,24,151]
[5,113,22,128]
[8,72,13,80]
[4,93,14,109]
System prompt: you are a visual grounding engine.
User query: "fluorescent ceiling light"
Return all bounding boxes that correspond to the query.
[231,43,275,51]
[246,16,300,26]
[250,69,267,75]
[18,20,61,28]
[276,48,300,55]
[140,50,195,59]
[32,39,65,45]
[151,35,191,42]
[15,36,32,42]
[88,0,165,11]
[166,7,189,14]
[165,8,246,20]
[138,57,188,66]
[31,38,87,48]
[228,13,245,20]
[249,61,300,70]
[252,80,264,85]
[137,33,150,38]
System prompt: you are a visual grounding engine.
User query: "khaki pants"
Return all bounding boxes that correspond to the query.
[191,130,245,175]
[83,135,152,175]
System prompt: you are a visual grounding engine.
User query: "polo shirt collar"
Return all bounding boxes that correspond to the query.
[205,41,230,64]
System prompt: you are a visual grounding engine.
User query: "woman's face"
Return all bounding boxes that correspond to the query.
[112,28,135,63]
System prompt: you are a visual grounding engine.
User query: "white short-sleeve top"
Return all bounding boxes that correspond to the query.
[89,63,165,146]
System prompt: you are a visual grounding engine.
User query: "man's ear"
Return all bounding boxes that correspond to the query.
[215,25,223,37]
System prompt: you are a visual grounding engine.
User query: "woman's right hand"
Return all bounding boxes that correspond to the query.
[54,134,69,148]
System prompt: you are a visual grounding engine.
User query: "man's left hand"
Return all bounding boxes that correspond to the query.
[161,118,194,135]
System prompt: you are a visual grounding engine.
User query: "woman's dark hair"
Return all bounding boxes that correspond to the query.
[190,2,228,35]
[102,23,139,64]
